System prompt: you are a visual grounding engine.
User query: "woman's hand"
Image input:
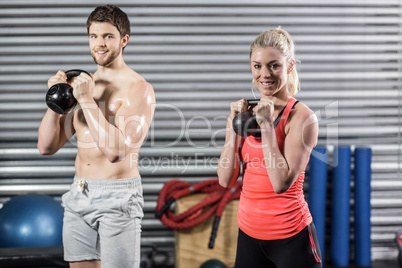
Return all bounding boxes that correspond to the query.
[253,98,274,125]
[230,98,248,120]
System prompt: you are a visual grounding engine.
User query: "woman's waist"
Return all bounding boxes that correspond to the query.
[238,192,311,223]
[240,188,304,203]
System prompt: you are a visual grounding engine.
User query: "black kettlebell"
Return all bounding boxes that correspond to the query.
[45,69,90,114]
[232,99,260,137]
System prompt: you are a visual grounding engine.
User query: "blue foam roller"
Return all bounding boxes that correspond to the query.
[354,147,372,267]
[308,147,328,263]
[331,146,351,267]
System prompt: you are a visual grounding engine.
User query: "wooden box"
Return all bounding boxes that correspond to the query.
[175,193,239,268]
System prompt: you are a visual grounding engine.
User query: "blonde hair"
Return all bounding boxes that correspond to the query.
[250,28,300,96]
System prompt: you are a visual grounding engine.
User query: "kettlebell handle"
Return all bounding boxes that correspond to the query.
[65,69,90,81]
[45,69,90,115]
[247,99,260,106]
[231,99,260,137]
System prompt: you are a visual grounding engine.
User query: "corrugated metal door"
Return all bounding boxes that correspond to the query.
[0,0,401,265]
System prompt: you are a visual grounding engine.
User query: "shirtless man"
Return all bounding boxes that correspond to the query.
[37,5,155,268]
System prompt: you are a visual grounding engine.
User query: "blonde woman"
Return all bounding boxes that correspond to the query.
[218,28,322,268]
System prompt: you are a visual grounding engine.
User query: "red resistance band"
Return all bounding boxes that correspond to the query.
[155,179,242,248]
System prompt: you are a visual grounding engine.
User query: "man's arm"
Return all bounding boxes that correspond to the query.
[73,73,155,162]
[37,71,75,155]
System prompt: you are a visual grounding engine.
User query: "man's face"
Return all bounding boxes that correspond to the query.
[88,22,127,67]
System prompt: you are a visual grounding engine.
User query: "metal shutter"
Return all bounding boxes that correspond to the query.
[0,0,401,264]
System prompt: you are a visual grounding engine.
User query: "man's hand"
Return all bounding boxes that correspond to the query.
[47,70,67,88]
[71,72,95,102]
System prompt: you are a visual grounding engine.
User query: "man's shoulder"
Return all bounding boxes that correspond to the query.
[124,68,151,88]
[122,69,155,102]
[128,77,154,97]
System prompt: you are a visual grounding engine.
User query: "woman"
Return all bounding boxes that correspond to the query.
[218,28,322,268]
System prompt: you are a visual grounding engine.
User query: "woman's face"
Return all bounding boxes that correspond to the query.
[250,46,293,98]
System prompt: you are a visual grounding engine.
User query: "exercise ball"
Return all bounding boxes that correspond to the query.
[200,259,227,268]
[0,195,64,248]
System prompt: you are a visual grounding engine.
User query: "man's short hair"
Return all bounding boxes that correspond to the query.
[87,5,130,38]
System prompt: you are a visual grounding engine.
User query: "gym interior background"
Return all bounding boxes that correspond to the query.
[0,0,401,267]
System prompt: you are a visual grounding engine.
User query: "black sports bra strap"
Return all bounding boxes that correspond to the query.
[273,100,299,128]
[251,100,299,137]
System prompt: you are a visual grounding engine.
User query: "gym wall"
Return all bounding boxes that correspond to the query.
[0,0,401,264]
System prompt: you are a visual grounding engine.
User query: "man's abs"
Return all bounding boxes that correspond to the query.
[75,147,140,179]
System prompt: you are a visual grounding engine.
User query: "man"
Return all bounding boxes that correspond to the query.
[38,5,155,268]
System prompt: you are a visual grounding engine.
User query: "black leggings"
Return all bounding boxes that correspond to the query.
[234,223,322,268]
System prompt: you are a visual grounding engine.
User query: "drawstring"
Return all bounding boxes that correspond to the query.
[75,179,86,193]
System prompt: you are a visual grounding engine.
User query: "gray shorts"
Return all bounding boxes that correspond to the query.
[61,175,144,267]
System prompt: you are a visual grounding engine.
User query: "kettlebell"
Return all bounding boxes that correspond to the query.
[45,69,90,114]
[232,99,260,137]
[200,259,227,268]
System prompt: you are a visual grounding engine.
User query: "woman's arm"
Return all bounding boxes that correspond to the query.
[218,99,248,188]
[217,114,242,188]
[256,100,318,194]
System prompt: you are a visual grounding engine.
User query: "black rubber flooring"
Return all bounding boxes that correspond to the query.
[325,261,400,268]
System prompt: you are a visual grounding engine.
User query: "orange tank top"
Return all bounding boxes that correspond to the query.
[238,97,312,240]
